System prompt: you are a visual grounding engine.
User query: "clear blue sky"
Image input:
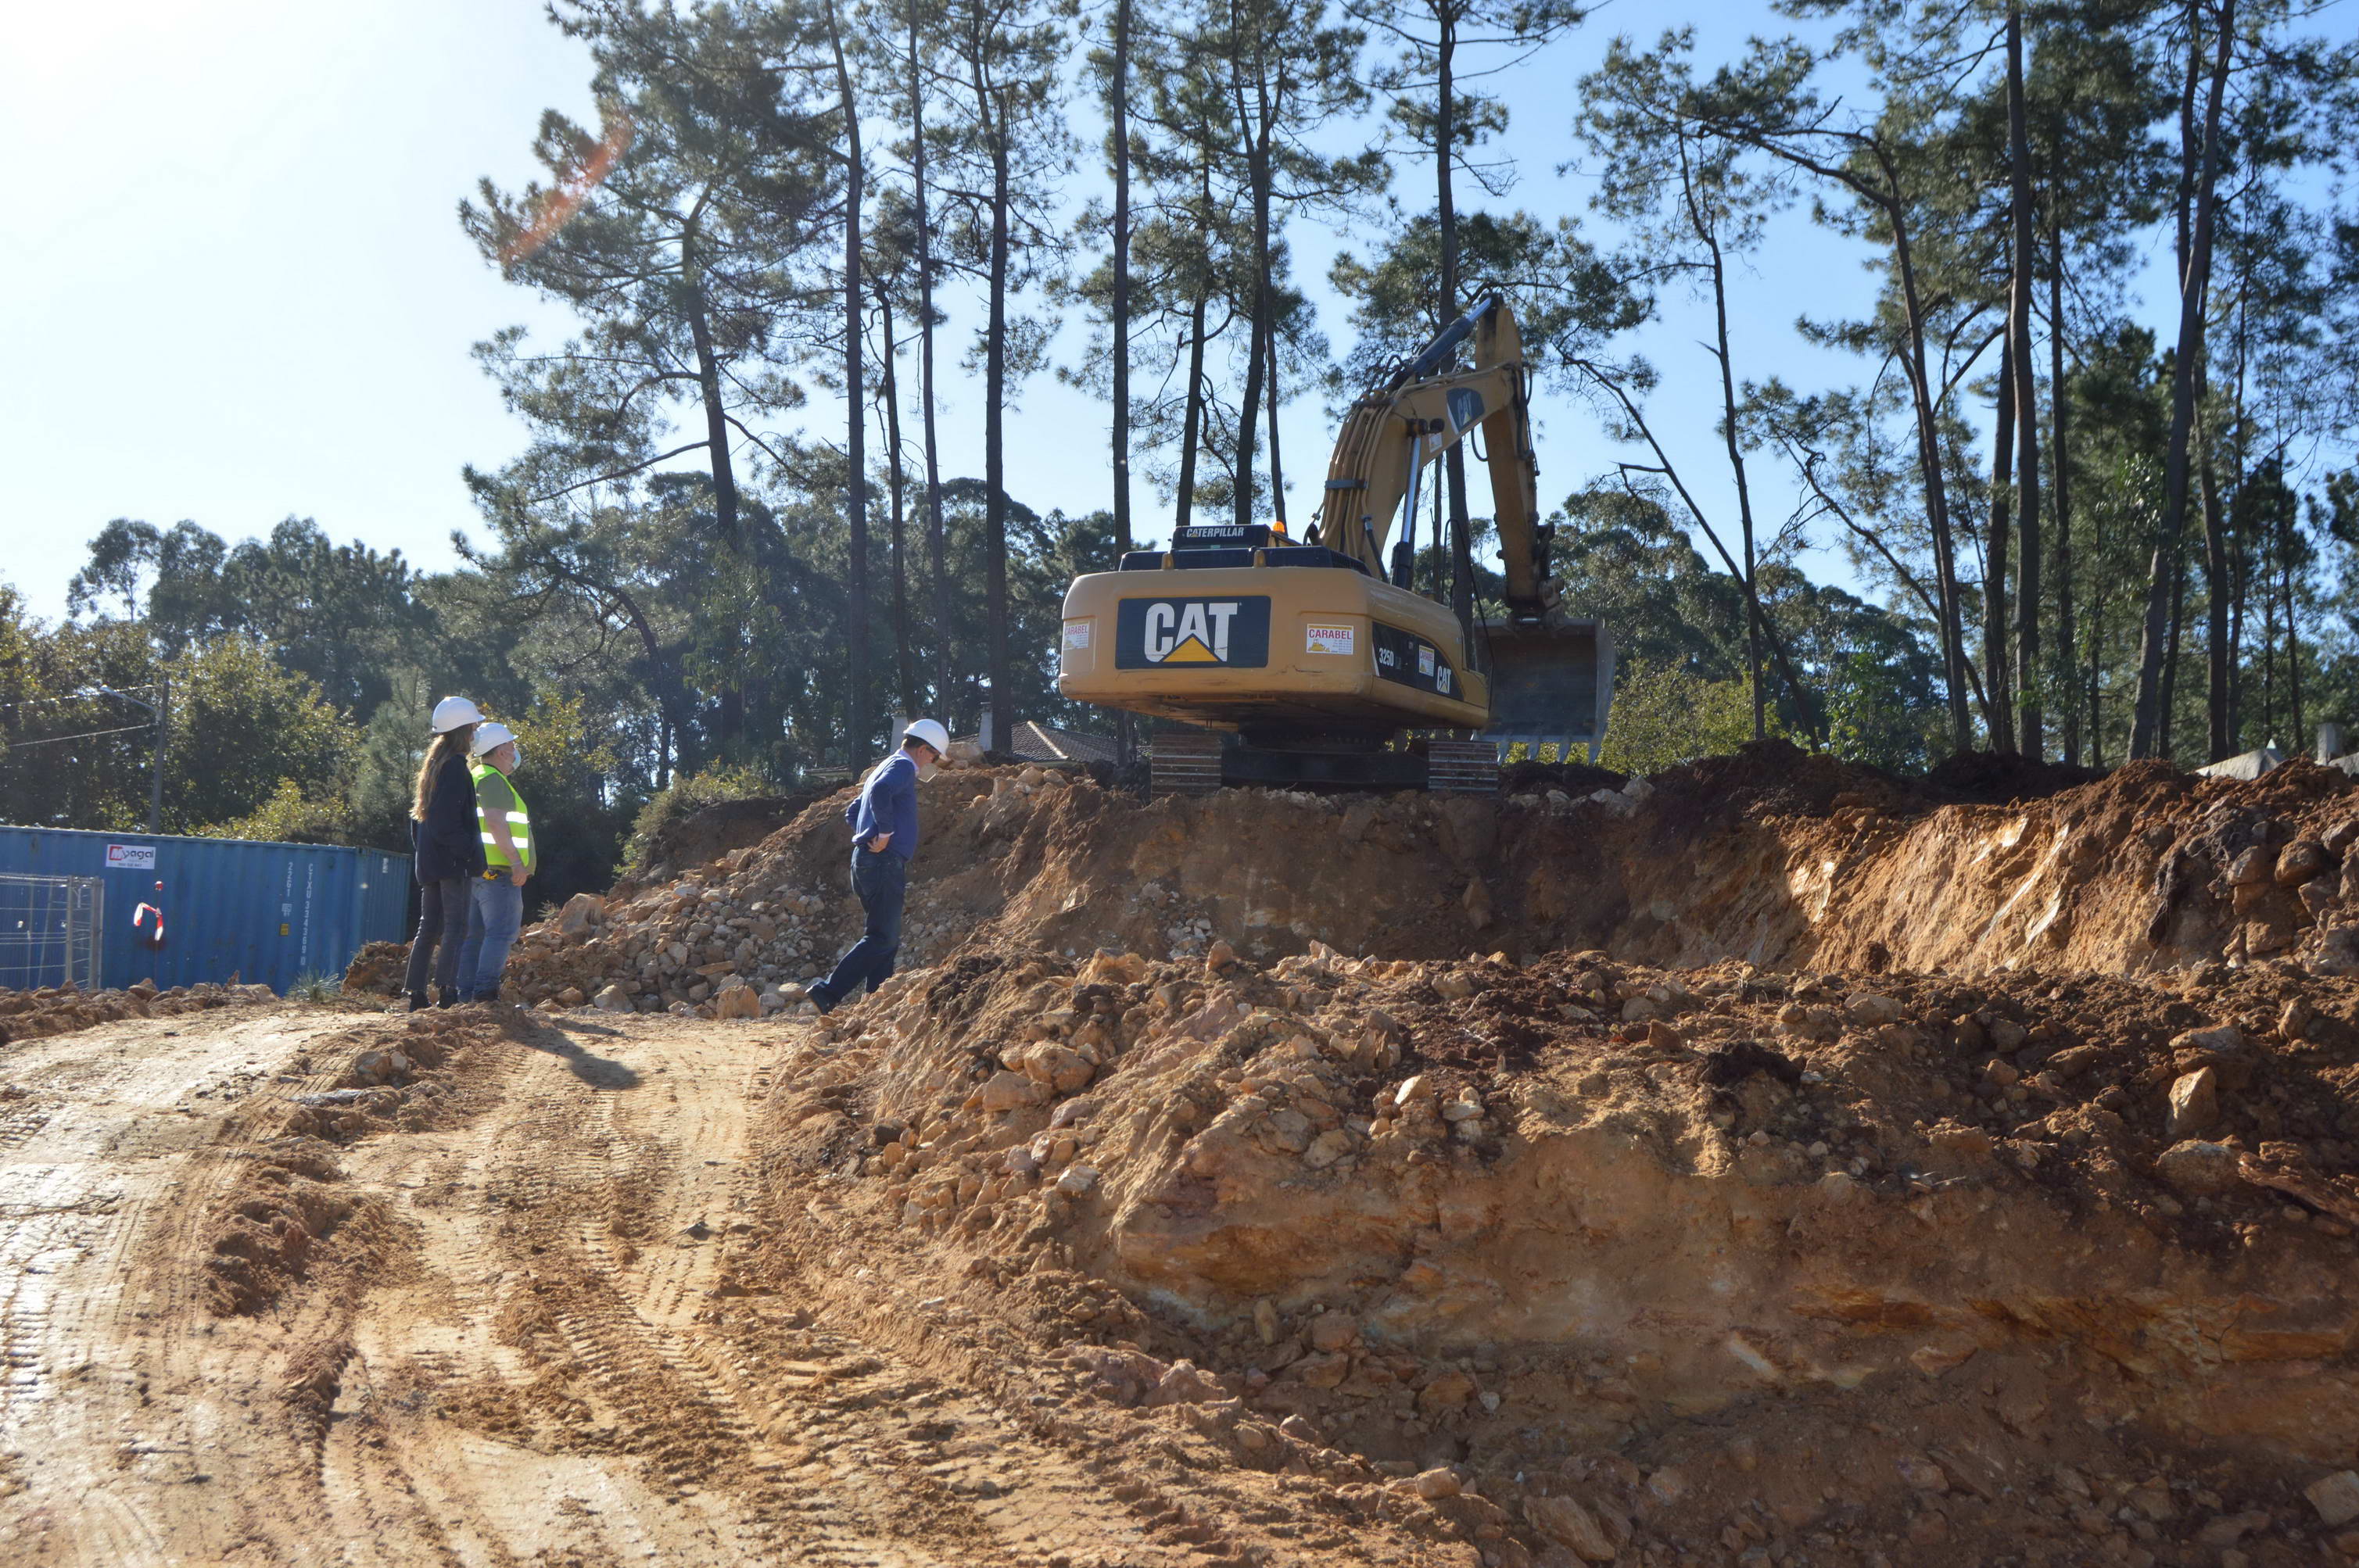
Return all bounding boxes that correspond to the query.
[2,0,2089,627]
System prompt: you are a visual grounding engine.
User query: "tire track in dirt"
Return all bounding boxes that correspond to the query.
[314,1015,1183,1566]
[0,1014,370,1566]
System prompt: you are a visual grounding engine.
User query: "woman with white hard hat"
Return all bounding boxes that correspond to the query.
[451,721,536,1004]
[400,696,489,1010]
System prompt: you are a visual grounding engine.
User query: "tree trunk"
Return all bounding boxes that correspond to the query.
[681,242,740,546]
[2161,533,2188,759]
[1110,0,1133,556]
[978,47,1014,749]
[1700,213,1766,739]
[2200,404,2232,761]
[909,16,952,714]
[2007,1,2043,759]
[1435,5,1475,650]
[1230,20,1271,530]
[2128,0,2235,757]
[1882,167,1973,754]
[2049,225,2078,765]
[1266,333,1285,528]
[2283,496,2303,744]
[879,292,916,714]
[829,8,870,757]
[1987,330,2017,751]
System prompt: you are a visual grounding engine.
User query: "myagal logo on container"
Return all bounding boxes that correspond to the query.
[1116,596,1271,669]
[106,843,156,870]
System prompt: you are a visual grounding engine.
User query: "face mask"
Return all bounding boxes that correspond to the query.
[507,743,524,771]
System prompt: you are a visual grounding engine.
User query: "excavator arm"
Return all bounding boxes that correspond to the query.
[1313,295,1554,618]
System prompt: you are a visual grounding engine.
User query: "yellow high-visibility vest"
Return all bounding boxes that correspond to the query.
[470,761,535,871]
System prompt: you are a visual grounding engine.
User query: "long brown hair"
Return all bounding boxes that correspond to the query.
[410,723,479,821]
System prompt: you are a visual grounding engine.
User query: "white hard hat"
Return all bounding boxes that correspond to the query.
[432,696,486,733]
[471,721,518,757]
[902,718,949,753]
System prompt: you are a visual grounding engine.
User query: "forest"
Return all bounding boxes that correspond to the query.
[2,0,2354,907]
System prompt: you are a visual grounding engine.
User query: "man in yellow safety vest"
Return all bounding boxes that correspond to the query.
[453,721,535,1003]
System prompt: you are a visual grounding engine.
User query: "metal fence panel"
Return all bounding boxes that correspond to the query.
[0,873,102,992]
[0,827,412,994]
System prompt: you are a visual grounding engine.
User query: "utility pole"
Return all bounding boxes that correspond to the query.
[148,677,167,834]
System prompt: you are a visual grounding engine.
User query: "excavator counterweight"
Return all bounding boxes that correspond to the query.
[1057,296,1612,792]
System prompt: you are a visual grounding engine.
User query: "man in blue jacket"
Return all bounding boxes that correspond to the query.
[805,718,948,1014]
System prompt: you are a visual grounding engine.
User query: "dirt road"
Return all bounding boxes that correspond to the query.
[0,1006,1380,1568]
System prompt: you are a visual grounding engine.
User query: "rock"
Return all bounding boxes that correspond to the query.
[1985,1016,2029,1052]
[943,738,986,768]
[1846,992,1905,1026]
[2154,1140,2242,1196]
[1307,1312,1359,1353]
[1525,1495,1619,1562]
[1414,1467,1462,1500]
[1031,1046,1095,1094]
[593,983,632,1013]
[1622,775,1653,802]
[2308,1472,2359,1528]
[980,1070,1044,1113]
[556,893,604,936]
[1278,1413,1318,1443]
[1394,1074,1436,1107]
[1645,1019,1685,1049]
[1205,939,1238,972]
[712,983,760,1020]
[2314,925,2359,976]
[2167,1066,2221,1140]
[1894,1454,1949,1491]
[2227,845,2278,886]
[1302,1128,1353,1169]
[2277,839,2329,884]
[1048,1096,1099,1129]
[2303,877,2340,918]
[2196,1510,2271,1547]
[1462,879,1493,931]
[1433,971,1475,1001]
[2280,997,2318,1040]
[1291,1351,1349,1388]
[1417,1370,1475,1412]
[1054,1163,1099,1196]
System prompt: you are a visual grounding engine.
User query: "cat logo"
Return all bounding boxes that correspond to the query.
[1145,601,1238,662]
[1116,596,1271,670]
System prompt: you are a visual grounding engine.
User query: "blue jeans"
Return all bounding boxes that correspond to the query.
[455,875,524,1001]
[816,849,905,1004]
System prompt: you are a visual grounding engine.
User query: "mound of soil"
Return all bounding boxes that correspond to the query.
[628,789,833,882]
[0,978,279,1045]
[754,937,2359,1567]
[495,753,2359,1022]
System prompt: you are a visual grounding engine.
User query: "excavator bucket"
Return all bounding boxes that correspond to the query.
[1479,618,1614,761]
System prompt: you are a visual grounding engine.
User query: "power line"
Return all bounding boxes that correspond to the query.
[5,724,156,750]
[0,685,162,712]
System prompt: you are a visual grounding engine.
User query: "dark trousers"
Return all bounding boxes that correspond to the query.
[816,848,906,1003]
[402,875,474,1003]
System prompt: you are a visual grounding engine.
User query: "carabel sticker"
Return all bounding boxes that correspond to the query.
[1305,623,1355,655]
[1062,620,1092,650]
[1437,664,1453,694]
[1417,646,1437,677]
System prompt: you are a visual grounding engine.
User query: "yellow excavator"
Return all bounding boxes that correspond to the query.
[1057,295,1612,793]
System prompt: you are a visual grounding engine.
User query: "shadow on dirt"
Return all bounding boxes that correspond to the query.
[504,1015,642,1090]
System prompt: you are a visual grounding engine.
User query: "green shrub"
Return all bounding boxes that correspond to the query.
[620,762,774,874]
[1599,659,1757,775]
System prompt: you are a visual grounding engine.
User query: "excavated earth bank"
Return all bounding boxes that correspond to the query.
[299,743,2359,1566]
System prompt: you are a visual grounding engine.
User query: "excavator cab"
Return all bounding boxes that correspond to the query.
[1059,294,1615,790]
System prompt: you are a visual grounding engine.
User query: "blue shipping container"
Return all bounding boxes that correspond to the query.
[0,826,410,994]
